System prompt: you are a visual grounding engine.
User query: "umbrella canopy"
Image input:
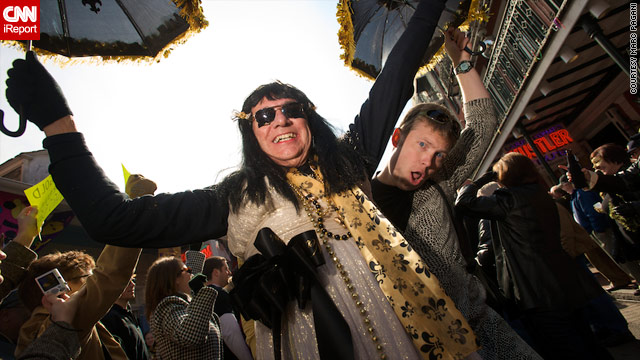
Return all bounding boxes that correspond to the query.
[3,0,208,62]
[337,0,488,80]
[0,0,208,137]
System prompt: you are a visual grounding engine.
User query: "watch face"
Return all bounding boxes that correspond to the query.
[457,61,472,74]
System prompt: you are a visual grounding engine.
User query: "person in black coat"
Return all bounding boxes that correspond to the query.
[455,152,611,360]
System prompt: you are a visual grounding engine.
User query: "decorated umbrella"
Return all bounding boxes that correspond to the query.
[337,0,489,80]
[0,0,208,137]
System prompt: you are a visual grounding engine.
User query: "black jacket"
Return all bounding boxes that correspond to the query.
[455,183,602,311]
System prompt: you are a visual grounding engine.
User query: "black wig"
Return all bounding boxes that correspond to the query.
[220,81,368,212]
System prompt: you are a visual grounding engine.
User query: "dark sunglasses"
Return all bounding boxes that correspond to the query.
[419,109,450,124]
[253,102,306,128]
[181,267,193,275]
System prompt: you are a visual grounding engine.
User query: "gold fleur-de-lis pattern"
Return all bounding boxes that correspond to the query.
[287,166,478,360]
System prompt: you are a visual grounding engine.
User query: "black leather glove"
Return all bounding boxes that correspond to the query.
[6,52,73,130]
[473,171,498,188]
[188,273,208,296]
[613,202,640,218]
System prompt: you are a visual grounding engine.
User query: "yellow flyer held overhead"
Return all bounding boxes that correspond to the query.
[24,175,64,233]
[122,163,131,187]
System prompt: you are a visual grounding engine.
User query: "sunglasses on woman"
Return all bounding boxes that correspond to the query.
[253,102,306,128]
[181,267,193,275]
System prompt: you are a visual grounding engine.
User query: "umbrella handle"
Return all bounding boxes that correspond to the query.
[463,42,487,56]
[0,108,27,137]
[0,42,33,137]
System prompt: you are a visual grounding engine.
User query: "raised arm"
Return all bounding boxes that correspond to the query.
[0,206,39,300]
[348,0,446,175]
[5,54,229,248]
[434,29,497,193]
[154,287,220,349]
[455,184,510,221]
[444,27,490,102]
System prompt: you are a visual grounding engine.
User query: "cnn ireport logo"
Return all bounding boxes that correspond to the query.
[0,0,40,40]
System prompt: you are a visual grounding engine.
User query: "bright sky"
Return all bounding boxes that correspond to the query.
[0,0,403,193]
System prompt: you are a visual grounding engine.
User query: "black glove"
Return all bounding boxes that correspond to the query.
[613,202,640,218]
[6,52,73,130]
[473,171,498,188]
[188,273,208,296]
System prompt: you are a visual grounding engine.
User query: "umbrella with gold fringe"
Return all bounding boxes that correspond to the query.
[337,0,489,80]
[1,0,208,137]
[3,0,207,62]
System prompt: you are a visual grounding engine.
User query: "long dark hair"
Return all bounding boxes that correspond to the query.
[220,81,367,212]
[145,257,184,320]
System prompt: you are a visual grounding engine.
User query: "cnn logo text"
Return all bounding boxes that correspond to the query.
[1,0,40,41]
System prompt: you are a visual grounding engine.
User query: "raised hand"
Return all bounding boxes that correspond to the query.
[14,206,39,248]
[188,273,208,296]
[42,287,85,324]
[6,52,73,131]
[444,27,471,67]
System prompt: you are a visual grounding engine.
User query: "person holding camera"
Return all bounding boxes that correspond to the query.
[15,239,141,359]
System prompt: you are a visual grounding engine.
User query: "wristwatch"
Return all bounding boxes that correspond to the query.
[454,60,473,75]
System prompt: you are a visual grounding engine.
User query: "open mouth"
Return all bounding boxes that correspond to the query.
[273,133,296,143]
[410,171,424,185]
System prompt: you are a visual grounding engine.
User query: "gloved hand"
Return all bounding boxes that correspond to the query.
[188,273,208,296]
[613,202,640,218]
[473,171,498,188]
[5,52,73,131]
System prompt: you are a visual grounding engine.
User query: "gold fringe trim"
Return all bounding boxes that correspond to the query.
[0,0,208,66]
[336,0,491,80]
[417,0,490,77]
[336,0,372,80]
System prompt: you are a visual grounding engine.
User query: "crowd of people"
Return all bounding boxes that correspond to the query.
[0,0,638,359]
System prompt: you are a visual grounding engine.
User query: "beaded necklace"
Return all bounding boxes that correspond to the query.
[288,172,387,359]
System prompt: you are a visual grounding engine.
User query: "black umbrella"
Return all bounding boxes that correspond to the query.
[8,0,208,60]
[1,0,208,137]
[337,0,485,80]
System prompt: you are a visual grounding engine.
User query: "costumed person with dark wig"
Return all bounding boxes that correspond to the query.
[4,0,480,358]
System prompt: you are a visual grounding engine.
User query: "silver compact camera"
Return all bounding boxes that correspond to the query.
[35,268,71,295]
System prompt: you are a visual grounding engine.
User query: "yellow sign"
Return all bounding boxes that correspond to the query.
[122,164,131,188]
[24,175,64,232]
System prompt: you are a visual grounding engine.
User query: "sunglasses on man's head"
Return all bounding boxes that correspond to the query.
[253,102,306,128]
[419,109,450,124]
